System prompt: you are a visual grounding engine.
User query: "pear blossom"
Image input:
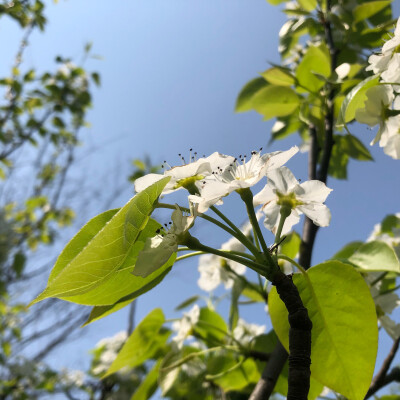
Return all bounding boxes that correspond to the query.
[133,205,196,277]
[233,318,266,344]
[172,304,200,349]
[134,151,234,194]
[198,236,246,292]
[366,17,400,75]
[253,166,332,234]
[355,85,396,146]
[91,331,128,376]
[189,146,299,213]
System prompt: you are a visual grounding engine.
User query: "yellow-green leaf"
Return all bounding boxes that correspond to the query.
[261,67,295,86]
[269,261,378,400]
[353,1,391,23]
[349,241,400,273]
[104,308,168,377]
[235,77,269,112]
[30,177,170,305]
[252,85,300,120]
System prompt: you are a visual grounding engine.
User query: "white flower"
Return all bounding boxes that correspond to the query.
[133,205,196,277]
[380,315,400,340]
[60,369,86,387]
[381,17,400,54]
[189,146,299,213]
[233,318,265,344]
[253,166,332,234]
[381,54,400,84]
[355,85,395,146]
[134,152,234,195]
[172,304,200,349]
[335,63,351,80]
[198,234,249,292]
[366,18,400,75]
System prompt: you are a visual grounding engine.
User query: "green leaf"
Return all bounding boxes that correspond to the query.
[261,67,295,86]
[298,0,317,12]
[328,141,349,179]
[229,278,245,331]
[269,261,378,400]
[242,285,265,303]
[252,85,300,120]
[83,265,173,325]
[235,77,269,112]
[332,241,363,260]
[353,1,391,23]
[12,252,26,278]
[280,231,301,259]
[337,75,379,125]
[131,360,161,400]
[104,308,169,377]
[30,177,171,305]
[209,357,259,392]
[91,72,101,86]
[381,214,400,235]
[175,296,201,311]
[338,134,373,161]
[296,46,330,92]
[265,0,286,5]
[349,241,400,273]
[194,307,228,344]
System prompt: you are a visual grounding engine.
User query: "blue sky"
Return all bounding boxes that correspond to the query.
[2,0,400,391]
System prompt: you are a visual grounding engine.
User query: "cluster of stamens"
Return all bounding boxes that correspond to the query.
[155,222,172,237]
[161,148,205,169]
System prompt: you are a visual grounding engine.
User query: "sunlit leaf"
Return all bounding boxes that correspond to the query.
[252,85,300,120]
[30,177,170,304]
[104,308,169,377]
[269,261,378,399]
[235,77,269,112]
[353,1,391,23]
[349,241,400,273]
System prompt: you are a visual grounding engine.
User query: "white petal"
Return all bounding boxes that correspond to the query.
[384,132,400,159]
[355,108,379,127]
[295,180,333,203]
[298,204,331,227]
[380,315,400,340]
[262,146,299,172]
[205,152,235,171]
[262,202,281,232]
[134,173,165,193]
[335,63,350,80]
[266,166,299,194]
[253,184,276,206]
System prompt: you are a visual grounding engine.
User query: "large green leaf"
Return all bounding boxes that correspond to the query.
[337,75,379,125]
[349,241,400,273]
[261,67,295,86]
[235,77,269,112]
[194,307,228,344]
[269,261,378,399]
[104,308,169,377]
[332,241,363,260]
[337,134,373,161]
[30,177,170,304]
[280,231,301,258]
[59,219,175,305]
[353,1,391,23]
[252,85,300,120]
[83,265,173,325]
[296,46,330,92]
[131,360,161,400]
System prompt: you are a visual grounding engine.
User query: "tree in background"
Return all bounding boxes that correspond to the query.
[27,1,400,400]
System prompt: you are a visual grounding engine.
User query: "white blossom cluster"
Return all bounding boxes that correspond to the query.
[356,17,400,159]
[91,331,128,376]
[133,148,332,280]
[233,318,266,344]
[171,304,200,349]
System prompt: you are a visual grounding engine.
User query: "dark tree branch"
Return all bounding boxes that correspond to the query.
[365,338,400,399]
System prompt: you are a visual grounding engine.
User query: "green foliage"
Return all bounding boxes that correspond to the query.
[235,77,269,113]
[104,309,169,377]
[348,241,400,273]
[269,261,378,399]
[31,177,171,304]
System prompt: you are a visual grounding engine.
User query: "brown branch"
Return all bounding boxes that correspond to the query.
[365,338,400,399]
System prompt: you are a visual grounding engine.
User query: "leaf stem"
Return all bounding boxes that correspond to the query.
[210,205,263,260]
